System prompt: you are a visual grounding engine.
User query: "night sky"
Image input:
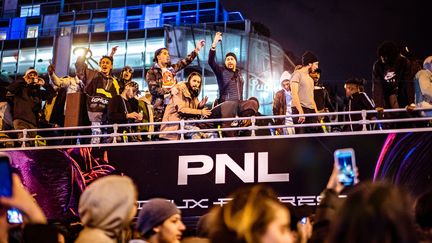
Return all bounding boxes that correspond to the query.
[221,0,431,90]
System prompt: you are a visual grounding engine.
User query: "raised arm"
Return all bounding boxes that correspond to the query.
[208,32,224,77]
[75,49,98,86]
[172,40,205,73]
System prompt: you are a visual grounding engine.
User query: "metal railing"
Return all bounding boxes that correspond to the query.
[0,107,431,149]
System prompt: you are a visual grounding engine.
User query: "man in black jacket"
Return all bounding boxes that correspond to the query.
[344,78,376,131]
[7,68,55,143]
[107,81,141,142]
[75,52,120,144]
[208,32,244,105]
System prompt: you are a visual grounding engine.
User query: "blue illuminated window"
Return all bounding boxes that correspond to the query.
[20,5,40,17]
[0,31,6,40]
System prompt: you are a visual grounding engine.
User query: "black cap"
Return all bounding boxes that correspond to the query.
[225,52,237,62]
[302,51,318,66]
[345,78,365,86]
[153,48,168,63]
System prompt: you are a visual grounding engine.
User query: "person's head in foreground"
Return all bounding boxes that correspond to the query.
[136,198,185,243]
[208,184,294,243]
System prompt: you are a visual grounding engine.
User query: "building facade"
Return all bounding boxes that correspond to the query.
[0,0,294,114]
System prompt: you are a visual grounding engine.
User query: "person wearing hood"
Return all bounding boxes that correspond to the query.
[146,40,205,131]
[273,71,295,135]
[135,198,185,243]
[414,56,432,117]
[75,175,137,243]
[160,72,211,140]
[208,32,244,105]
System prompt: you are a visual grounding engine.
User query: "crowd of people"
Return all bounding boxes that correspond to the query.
[0,35,431,146]
[1,159,432,243]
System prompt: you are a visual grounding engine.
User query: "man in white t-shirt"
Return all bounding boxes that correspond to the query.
[290,51,320,134]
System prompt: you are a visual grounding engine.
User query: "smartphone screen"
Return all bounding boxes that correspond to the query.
[334,148,356,186]
[7,208,23,224]
[300,217,307,224]
[0,155,12,197]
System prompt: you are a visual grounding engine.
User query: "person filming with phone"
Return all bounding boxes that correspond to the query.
[6,68,56,145]
[0,153,61,243]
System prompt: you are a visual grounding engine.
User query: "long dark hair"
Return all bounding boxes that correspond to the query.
[327,181,417,243]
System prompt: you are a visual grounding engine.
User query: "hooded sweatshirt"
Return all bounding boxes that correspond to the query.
[75,175,136,243]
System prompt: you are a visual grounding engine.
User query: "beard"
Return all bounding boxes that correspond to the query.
[186,82,200,98]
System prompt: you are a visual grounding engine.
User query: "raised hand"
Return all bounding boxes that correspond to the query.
[47,64,55,76]
[198,96,208,108]
[212,32,222,48]
[195,40,205,52]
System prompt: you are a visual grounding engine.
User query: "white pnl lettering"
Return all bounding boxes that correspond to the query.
[215,153,254,184]
[177,152,289,185]
[257,152,289,182]
[178,155,213,185]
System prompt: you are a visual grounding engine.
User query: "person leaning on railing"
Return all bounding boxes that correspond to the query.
[343,78,376,131]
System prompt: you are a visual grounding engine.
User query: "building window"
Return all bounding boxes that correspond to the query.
[93,23,105,33]
[20,5,40,17]
[1,51,18,75]
[75,25,89,34]
[35,47,53,73]
[0,31,6,40]
[18,48,36,74]
[26,26,38,38]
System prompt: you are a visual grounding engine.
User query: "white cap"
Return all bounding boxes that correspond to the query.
[24,68,38,78]
[279,71,291,84]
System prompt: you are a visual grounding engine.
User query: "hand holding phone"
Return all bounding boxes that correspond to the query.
[0,153,47,224]
[7,208,23,224]
[334,148,356,186]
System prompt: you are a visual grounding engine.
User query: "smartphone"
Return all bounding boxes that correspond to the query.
[7,208,23,224]
[334,148,356,186]
[0,153,12,197]
[300,217,307,225]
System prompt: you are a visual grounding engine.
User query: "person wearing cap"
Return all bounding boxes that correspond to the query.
[273,71,295,135]
[75,52,121,144]
[414,56,432,117]
[290,51,320,134]
[146,40,205,131]
[136,198,186,243]
[107,81,142,142]
[160,72,211,140]
[6,68,55,143]
[343,78,376,131]
[209,32,244,105]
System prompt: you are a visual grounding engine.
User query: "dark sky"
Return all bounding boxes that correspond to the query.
[221,0,431,87]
